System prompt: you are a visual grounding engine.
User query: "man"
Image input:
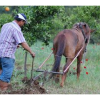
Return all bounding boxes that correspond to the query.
[0,13,35,91]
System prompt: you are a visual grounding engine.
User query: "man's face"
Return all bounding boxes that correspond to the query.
[19,20,26,27]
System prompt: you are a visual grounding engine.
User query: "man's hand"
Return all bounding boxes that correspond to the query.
[21,42,35,58]
[30,52,35,57]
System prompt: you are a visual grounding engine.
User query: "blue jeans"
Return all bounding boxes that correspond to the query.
[0,57,15,83]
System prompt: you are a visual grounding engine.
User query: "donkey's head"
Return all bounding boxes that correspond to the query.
[73,22,95,43]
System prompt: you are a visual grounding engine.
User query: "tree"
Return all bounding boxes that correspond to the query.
[62,6,100,43]
[14,6,64,46]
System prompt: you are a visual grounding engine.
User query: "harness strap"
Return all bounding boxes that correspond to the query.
[79,24,87,43]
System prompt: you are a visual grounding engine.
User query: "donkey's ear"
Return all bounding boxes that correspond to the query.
[90,29,95,33]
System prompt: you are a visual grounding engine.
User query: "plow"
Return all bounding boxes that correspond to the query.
[23,45,84,87]
[22,51,63,85]
[1,45,84,94]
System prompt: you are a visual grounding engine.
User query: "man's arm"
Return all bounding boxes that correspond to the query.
[20,42,35,57]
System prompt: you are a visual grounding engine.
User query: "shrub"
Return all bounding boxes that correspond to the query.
[0,14,13,29]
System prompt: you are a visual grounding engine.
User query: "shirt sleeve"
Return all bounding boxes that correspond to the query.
[13,29,26,44]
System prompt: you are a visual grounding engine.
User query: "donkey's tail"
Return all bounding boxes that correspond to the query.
[51,34,66,77]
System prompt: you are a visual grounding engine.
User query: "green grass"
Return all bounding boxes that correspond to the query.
[10,41,100,94]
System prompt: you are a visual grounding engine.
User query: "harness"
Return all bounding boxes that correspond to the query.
[79,23,88,53]
[79,23,87,43]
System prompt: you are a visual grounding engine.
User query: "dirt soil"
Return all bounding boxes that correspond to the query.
[0,78,47,94]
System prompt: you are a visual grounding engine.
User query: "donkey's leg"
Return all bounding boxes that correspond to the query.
[77,53,83,79]
[54,55,62,83]
[55,58,67,83]
[60,58,73,87]
[49,47,57,79]
[49,55,56,79]
[55,67,60,83]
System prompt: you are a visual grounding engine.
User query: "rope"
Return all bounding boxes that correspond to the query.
[63,46,84,73]
[17,44,85,74]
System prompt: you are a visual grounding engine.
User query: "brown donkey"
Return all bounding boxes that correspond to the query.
[51,22,94,87]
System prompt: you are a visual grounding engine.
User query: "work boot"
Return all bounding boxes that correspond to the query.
[0,80,9,91]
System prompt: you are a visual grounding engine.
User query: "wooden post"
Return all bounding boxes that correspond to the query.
[31,57,35,80]
[24,51,27,78]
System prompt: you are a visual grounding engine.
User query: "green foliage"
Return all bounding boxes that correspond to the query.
[0,6,19,14]
[0,6,5,13]
[1,6,100,44]
[13,6,65,46]
[63,6,100,43]
[0,14,13,28]
[0,6,19,29]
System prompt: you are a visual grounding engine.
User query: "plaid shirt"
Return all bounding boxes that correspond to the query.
[0,21,26,59]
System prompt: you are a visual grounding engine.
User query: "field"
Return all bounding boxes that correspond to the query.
[1,41,100,94]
